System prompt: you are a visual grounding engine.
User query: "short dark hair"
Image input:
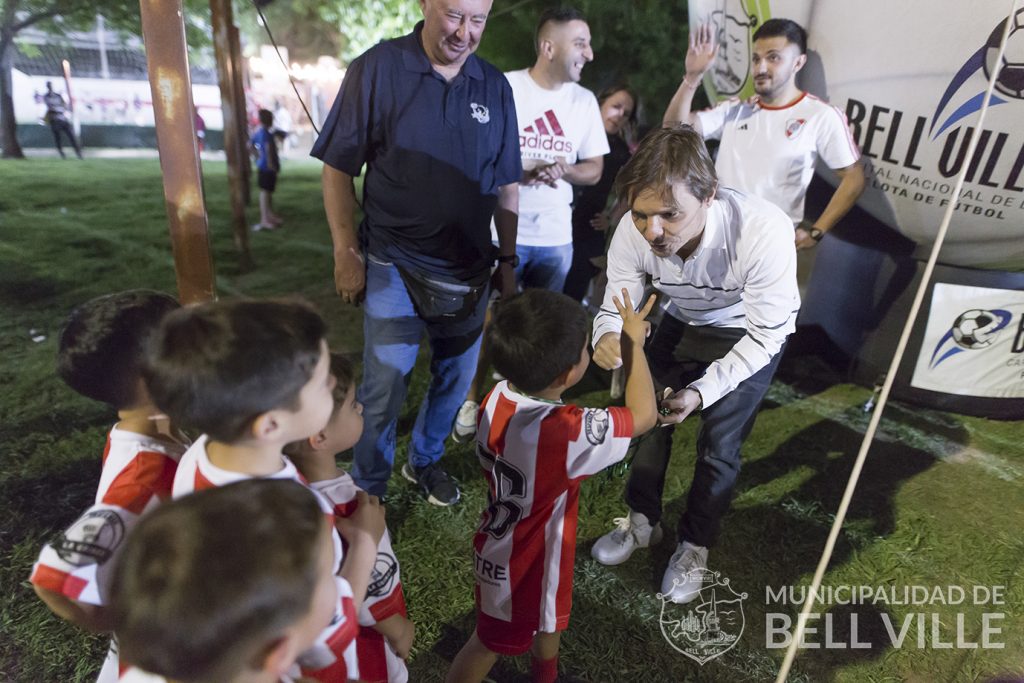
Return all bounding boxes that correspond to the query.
[258,108,274,128]
[57,290,180,410]
[487,290,589,394]
[535,6,587,54]
[143,298,326,443]
[283,352,354,459]
[110,479,324,683]
[752,18,807,54]
[329,352,355,400]
[615,125,718,205]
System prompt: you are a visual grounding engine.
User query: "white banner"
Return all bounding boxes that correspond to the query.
[911,283,1024,398]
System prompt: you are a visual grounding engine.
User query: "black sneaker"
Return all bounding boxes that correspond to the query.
[401,462,460,506]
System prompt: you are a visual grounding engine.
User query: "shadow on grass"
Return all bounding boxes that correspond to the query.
[653,411,939,679]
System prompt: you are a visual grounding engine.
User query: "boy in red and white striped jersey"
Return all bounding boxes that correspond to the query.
[144,299,385,682]
[284,354,414,683]
[30,290,185,682]
[447,289,658,682]
[110,478,376,683]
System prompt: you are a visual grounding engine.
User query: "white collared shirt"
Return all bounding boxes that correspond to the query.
[592,188,800,407]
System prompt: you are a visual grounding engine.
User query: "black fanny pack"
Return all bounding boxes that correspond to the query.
[395,264,489,323]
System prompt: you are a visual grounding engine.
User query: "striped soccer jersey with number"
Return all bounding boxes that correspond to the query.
[473,381,634,631]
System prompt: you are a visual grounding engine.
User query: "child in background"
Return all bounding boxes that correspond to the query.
[447,289,658,683]
[144,298,384,682]
[251,108,284,231]
[30,290,185,682]
[110,478,383,683]
[284,353,415,683]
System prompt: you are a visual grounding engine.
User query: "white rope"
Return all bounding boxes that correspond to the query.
[774,1,1021,679]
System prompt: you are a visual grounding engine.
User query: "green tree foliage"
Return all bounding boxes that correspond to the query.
[237,0,418,64]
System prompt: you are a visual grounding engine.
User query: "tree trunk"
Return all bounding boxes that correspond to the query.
[0,34,25,159]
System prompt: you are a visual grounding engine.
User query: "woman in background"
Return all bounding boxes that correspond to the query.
[563,83,638,305]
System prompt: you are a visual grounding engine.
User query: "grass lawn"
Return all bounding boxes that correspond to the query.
[1,157,1022,682]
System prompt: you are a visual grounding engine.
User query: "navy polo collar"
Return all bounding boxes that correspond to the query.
[401,21,484,80]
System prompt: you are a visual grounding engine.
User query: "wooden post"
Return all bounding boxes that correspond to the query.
[138,0,216,304]
[210,0,252,268]
[229,22,251,205]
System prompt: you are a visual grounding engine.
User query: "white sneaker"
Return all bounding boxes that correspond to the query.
[451,400,479,443]
[660,541,709,604]
[591,511,663,566]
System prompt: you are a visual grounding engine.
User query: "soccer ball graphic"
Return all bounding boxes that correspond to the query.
[984,8,1024,100]
[951,309,1003,349]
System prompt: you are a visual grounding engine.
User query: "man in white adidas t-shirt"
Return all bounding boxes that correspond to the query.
[454,7,609,443]
[498,6,609,291]
[663,18,864,251]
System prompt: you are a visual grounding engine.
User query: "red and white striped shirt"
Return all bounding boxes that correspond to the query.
[313,473,408,683]
[31,426,185,605]
[172,436,359,682]
[473,381,634,631]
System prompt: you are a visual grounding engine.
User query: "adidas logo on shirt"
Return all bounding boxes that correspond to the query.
[520,110,576,153]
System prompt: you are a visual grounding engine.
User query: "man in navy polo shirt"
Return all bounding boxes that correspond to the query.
[312,0,520,506]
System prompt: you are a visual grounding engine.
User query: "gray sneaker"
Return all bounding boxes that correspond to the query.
[660,541,709,604]
[451,399,479,443]
[402,462,460,506]
[591,511,663,566]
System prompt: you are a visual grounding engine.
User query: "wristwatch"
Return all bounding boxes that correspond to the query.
[496,253,520,268]
[808,227,825,242]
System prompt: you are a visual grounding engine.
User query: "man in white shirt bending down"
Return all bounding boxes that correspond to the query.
[589,126,800,604]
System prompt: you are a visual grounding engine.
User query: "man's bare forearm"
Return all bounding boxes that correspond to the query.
[494,183,519,256]
[322,164,360,254]
[563,156,603,186]
[663,76,703,130]
[812,161,865,233]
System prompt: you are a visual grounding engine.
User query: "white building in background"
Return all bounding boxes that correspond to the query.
[11,18,223,132]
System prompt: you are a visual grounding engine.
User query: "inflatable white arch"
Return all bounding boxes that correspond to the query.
[690,0,1024,269]
[688,0,1024,414]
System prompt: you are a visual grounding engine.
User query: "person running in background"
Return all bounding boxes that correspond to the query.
[43,81,83,159]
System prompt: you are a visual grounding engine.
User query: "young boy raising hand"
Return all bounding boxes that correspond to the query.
[448,288,657,682]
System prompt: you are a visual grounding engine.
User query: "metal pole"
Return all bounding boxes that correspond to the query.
[97,14,110,80]
[61,59,78,138]
[138,0,216,304]
[209,0,252,268]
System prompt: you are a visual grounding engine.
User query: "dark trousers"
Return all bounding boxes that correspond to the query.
[624,314,782,549]
[49,119,81,158]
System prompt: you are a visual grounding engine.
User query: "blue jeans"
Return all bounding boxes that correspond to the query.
[624,315,783,548]
[514,243,573,292]
[353,258,487,497]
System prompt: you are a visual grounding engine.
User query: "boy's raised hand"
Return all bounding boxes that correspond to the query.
[612,288,656,351]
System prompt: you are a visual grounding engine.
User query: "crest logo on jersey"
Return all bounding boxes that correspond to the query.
[584,409,609,445]
[785,118,807,139]
[470,102,490,124]
[658,569,748,665]
[53,509,126,566]
[368,552,399,597]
